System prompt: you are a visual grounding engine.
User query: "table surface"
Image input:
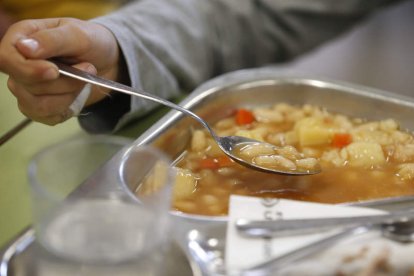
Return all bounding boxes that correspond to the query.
[0,72,171,249]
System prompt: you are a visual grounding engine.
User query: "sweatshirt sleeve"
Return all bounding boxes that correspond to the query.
[79,0,398,133]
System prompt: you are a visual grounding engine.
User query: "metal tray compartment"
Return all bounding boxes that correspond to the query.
[133,67,414,212]
[3,68,414,275]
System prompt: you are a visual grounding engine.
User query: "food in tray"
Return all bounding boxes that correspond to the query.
[231,142,320,173]
[144,103,414,216]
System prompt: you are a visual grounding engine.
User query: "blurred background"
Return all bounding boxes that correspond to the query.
[0,0,127,249]
[280,0,414,97]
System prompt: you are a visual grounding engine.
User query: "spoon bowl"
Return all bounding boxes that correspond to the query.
[216,136,321,175]
[54,61,321,175]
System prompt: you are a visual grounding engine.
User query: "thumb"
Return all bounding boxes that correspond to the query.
[16,37,40,58]
[15,18,93,60]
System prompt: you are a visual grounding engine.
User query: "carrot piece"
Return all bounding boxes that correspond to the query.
[199,158,219,169]
[216,156,234,167]
[235,109,255,125]
[199,156,235,170]
[331,133,352,148]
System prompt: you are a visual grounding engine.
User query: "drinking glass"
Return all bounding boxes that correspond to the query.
[27,135,173,275]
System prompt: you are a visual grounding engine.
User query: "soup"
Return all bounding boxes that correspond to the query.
[168,103,414,216]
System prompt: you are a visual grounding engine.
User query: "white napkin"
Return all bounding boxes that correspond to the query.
[226,195,414,275]
[69,84,91,116]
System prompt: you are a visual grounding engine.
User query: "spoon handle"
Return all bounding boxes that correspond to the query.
[241,226,372,275]
[54,61,214,134]
[236,208,414,238]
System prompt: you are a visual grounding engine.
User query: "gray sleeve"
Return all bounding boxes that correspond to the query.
[79,0,398,133]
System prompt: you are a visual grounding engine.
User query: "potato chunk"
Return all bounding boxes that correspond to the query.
[397,163,414,180]
[392,144,414,162]
[294,117,336,147]
[345,142,385,168]
[173,168,197,200]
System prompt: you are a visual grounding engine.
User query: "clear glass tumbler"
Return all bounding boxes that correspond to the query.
[27,135,173,275]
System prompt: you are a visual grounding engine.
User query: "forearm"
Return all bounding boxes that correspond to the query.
[101,0,397,86]
[80,0,398,133]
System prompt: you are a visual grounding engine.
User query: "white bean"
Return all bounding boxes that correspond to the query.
[239,143,276,158]
[296,158,318,170]
[253,155,297,170]
[276,145,302,161]
[191,130,207,151]
[202,194,219,206]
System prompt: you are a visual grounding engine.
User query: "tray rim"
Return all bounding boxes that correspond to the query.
[133,67,414,148]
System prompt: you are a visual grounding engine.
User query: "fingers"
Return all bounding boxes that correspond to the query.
[0,18,119,82]
[0,17,120,83]
[15,18,93,60]
[0,18,118,125]
[0,19,60,77]
[12,17,118,69]
[9,78,77,125]
[9,75,85,97]
[7,62,97,125]
[0,18,96,80]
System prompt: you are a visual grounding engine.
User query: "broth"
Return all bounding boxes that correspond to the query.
[170,103,414,216]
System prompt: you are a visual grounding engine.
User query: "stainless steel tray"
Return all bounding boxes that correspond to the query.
[3,68,414,275]
[132,67,414,231]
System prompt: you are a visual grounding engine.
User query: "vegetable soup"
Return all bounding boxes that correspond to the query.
[169,103,414,216]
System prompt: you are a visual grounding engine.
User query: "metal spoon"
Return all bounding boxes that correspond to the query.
[242,221,414,275]
[235,208,414,238]
[54,61,320,175]
[186,219,414,276]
